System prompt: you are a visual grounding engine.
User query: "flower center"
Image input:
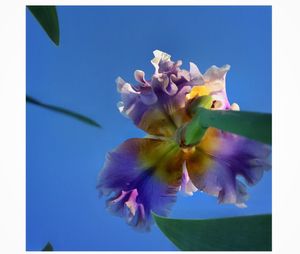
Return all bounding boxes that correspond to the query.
[186,85,210,100]
[175,124,202,149]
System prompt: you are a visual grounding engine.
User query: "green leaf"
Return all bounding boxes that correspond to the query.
[28,6,60,45]
[26,95,101,128]
[42,242,53,251]
[153,213,272,251]
[197,108,272,144]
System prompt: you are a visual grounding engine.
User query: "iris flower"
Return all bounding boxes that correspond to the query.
[97,50,271,231]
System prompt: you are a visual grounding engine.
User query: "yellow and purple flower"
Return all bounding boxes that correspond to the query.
[97,50,271,231]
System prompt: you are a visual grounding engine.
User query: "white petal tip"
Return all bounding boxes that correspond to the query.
[117,101,124,113]
[230,103,240,111]
[151,50,171,67]
[189,62,203,78]
[223,64,231,70]
[116,77,126,92]
[153,49,171,60]
[116,76,125,85]
[134,70,145,83]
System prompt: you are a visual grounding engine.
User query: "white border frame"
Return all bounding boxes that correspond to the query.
[1,0,299,253]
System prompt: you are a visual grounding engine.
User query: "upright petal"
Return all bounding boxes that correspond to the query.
[116,76,175,137]
[151,50,171,73]
[97,138,184,230]
[189,62,205,84]
[187,64,232,110]
[203,64,231,109]
[117,51,193,137]
[186,127,271,207]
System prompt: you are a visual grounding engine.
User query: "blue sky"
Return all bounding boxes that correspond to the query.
[26,6,271,251]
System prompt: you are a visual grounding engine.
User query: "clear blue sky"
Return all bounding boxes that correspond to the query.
[26,6,271,251]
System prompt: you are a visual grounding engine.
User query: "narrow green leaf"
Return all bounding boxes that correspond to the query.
[42,242,53,251]
[153,213,272,251]
[26,95,101,128]
[197,108,272,144]
[28,6,60,45]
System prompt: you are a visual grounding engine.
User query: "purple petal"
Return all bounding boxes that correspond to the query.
[134,70,148,84]
[179,162,198,196]
[117,79,191,137]
[97,138,184,230]
[186,128,271,207]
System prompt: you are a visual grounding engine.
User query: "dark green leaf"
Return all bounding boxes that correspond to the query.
[42,242,53,251]
[28,6,60,45]
[153,213,272,251]
[197,108,272,144]
[26,95,101,128]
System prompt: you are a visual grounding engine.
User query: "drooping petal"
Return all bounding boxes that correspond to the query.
[97,138,184,230]
[186,127,271,207]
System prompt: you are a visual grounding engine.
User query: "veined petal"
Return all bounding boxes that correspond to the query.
[97,138,184,230]
[186,128,271,207]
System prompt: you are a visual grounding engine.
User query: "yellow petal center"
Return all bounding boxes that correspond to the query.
[186,85,210,100]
